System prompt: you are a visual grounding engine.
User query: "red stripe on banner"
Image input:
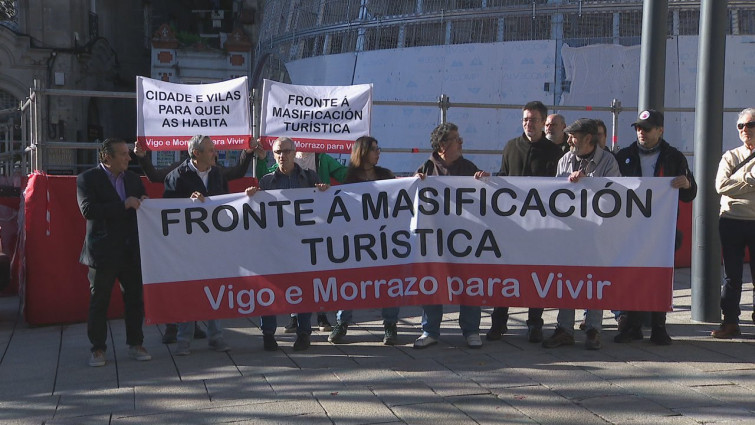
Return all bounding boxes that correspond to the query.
[259,136,354,154]
[144,263,673,324]
[136,135,250,151]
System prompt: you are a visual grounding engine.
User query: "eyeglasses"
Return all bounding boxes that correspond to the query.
[273,149,294,156]
[369,146,381,152]
[737,121,755,130]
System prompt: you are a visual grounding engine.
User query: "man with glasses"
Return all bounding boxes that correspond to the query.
[487,101,563,343]
[245,137,329,351]
[712,108,755,339]
[614,110,696,345]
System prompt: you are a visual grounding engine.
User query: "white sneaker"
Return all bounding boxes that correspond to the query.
[413,333,438,349]
[128,345,152,361]
[88,350,106,367]
[465,333,483,349]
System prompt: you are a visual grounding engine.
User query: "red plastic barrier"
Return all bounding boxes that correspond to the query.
[22,173,256,325]
[0,195,21,295]
[23,173,102,325]
[674,200,692,268]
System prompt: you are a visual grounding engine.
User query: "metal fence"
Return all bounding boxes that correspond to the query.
[8,82,747,176]
[255,0,755,86]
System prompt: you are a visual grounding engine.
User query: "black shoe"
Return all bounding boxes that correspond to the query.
[527,324,543,343]
[328,322,348,343]
[383,323,398,345]
[263,334,278,351]
[284,316,298,334]
[162,324,177,344]
[486,323,507,341]
[193,322,207,339]
[318,314,332,332]
[293,333,311,351]
[614,326,643,343]
[650,326,672,345]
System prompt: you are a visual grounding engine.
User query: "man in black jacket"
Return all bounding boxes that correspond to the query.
[77,138,151,367]
[134,140,263,343]
[162,135,232,356]
[487,101,563,344]
[245,137,330,352]
[614,110,697,345]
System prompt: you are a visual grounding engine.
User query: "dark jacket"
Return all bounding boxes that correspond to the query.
[344,165,395,183]
[163,158,229,198]
[259,163,320,190]
[77,166,146,268]
[499,133,563,177]
[139,150,253,183]
[417,152,480,177]
[615,139,697,203]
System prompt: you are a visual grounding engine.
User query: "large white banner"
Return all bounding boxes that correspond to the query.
[137,177,679,324]
[259,79,372,153]
[136,76,251,151]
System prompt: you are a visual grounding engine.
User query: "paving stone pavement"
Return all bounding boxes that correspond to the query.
[0,268,753,425]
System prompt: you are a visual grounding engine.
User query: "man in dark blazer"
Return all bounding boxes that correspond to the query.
[77,138,151,367]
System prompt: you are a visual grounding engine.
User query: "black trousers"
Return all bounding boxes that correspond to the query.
[87,263,144,352]
[490,307,544,327]
[719,216,755,324]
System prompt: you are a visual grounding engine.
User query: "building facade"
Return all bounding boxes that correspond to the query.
[253,0,755,174]
[0,0,261,174]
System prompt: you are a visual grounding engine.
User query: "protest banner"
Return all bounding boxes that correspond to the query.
[137,177,679,324]
[259,79,372,153]
[136,76,251,151]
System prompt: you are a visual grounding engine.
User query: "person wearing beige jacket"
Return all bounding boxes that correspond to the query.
[714,107,755,339]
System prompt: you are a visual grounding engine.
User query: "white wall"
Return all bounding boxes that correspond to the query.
[285,36,755,174]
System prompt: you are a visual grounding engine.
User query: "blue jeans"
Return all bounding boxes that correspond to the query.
[337,307,400,325]
[261,313,312,335]
[177,320,222,343]
[558,309,603,334]
[421,304,480,339]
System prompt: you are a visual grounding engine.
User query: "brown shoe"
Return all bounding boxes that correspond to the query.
[584,329,602,350]
[711,323,741,339]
